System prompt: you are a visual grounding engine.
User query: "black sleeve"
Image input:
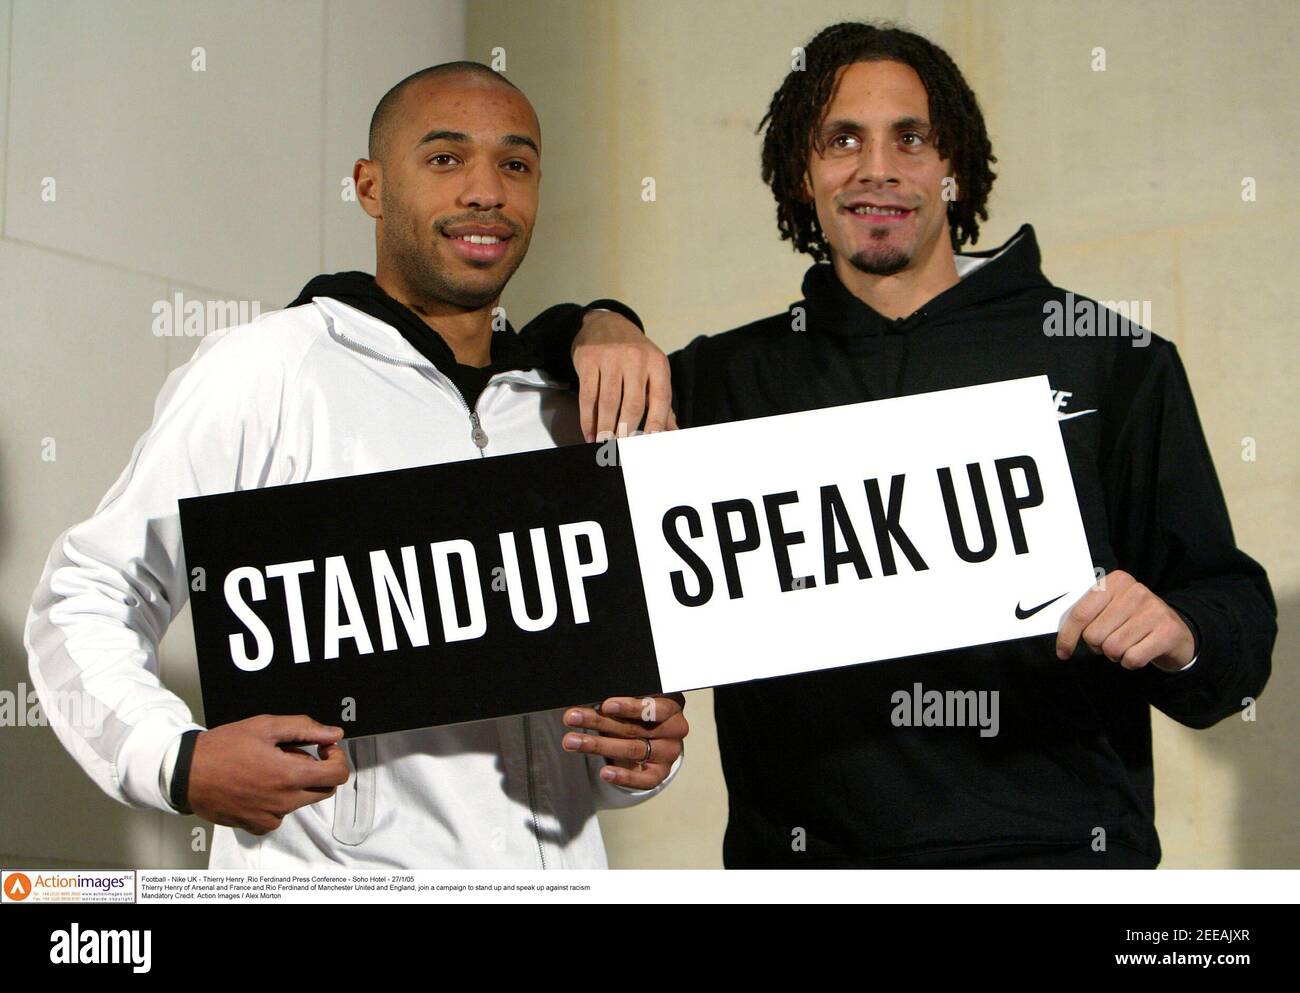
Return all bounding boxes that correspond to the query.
[666,333,710,429]
[1100,340,1276,728]
[517,299,645,387]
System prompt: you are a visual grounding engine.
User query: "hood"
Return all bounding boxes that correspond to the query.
[287,270,539,376]
[801,223,1053,338]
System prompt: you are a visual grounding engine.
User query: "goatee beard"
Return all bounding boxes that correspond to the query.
[849,245,910,277]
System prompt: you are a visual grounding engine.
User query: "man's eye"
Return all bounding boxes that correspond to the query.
[504,160,531,173]
[900,132,927,148]
[428,153,457,166]
[830,134,860,151]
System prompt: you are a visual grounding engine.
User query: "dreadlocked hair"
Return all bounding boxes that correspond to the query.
[758,21,997,259]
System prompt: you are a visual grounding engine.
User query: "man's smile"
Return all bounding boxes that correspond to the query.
[441,221,514,263]
[842,199,916,226]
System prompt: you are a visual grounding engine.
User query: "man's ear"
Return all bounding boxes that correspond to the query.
[354,158,382,220]
[799,169,815,204]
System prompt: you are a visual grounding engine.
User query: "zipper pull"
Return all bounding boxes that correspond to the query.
[469,411,489,450]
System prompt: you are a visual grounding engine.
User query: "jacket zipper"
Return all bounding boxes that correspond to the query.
[445,380,489,456]
[324,316,489,454]
[326,313,551,860]
[522,715,547,869]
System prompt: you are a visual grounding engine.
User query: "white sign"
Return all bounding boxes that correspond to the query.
[618,376,1096,693]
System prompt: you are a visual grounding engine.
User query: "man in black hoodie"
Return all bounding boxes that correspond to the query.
[524,22,1275,867]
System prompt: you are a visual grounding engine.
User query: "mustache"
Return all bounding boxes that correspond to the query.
[436,212,521,237]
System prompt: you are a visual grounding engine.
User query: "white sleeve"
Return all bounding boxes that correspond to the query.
[24,321,298,813]
[158,731,186,807]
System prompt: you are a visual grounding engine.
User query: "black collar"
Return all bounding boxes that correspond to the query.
[287,271,539,378]
[799,223,1050,337]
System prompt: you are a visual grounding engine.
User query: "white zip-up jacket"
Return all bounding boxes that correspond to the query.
[24,293,678,870]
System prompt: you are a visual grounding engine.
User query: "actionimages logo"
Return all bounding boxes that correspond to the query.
[2,869,135,903]
[4,872,32,900]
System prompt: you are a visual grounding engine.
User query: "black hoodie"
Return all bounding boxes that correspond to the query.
[525,223,1276,868]
[288,271,641,409]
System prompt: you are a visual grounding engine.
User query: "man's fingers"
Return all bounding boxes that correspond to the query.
[570,314,671,441]
[316,740,349,764]
[563,707,689,740]
[1118,630,1165,670]
[1090,598,1152,661]
[665,408,679,431]
[617,370,647,437]
[1079,596,1136,655]
[280,786,342,812]
[238,814,284,836]
[594,362,624,442]
[577,364,600,443]
[599,695,683,723]
[598,762,674,790]
[563,707,639,737]
[261,714,344,745]
[288,759,351,792]
[642,367,673,434]
[272,741,352,790]
[1080,580,1151,654]
[564,732,683,766]
[1056,589,1111,659]
[1101,599,1183,668]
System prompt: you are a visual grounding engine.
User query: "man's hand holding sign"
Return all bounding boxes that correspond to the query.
[187,715,350,835]
[563,695,689,789]
[1057,570,1197,672]
[184,696,687,835]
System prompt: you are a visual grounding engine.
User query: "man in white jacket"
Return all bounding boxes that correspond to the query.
[24,61,685,870]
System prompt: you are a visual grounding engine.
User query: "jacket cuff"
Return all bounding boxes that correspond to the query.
[118,713,206,813]
[1139,593,1236,709]
[583,299,645,333]
[1151,605,1202,675]
[522,303,585,386]
[591,750,684,810]
[519,300,645,388]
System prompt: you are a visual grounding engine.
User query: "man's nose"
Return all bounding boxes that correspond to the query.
[457,158,506,211]
[855,135,900,186]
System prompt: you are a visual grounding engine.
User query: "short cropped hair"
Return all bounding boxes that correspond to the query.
[368,61,519,160]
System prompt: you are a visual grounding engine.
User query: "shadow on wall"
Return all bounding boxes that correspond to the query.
[1234,590,1298,867]
[0,440,209,870]
[0,451,136,867]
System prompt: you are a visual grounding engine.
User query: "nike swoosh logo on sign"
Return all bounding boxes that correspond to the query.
[1057,409,1097,421]
[1015,592,1068,620]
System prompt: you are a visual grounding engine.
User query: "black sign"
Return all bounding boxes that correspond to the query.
[180,444,661,737]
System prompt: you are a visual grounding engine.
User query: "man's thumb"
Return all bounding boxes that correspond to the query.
[267,714,344,744]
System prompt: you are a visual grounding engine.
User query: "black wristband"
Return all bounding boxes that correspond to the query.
[170,729,203,815]
[583,299,645,333]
